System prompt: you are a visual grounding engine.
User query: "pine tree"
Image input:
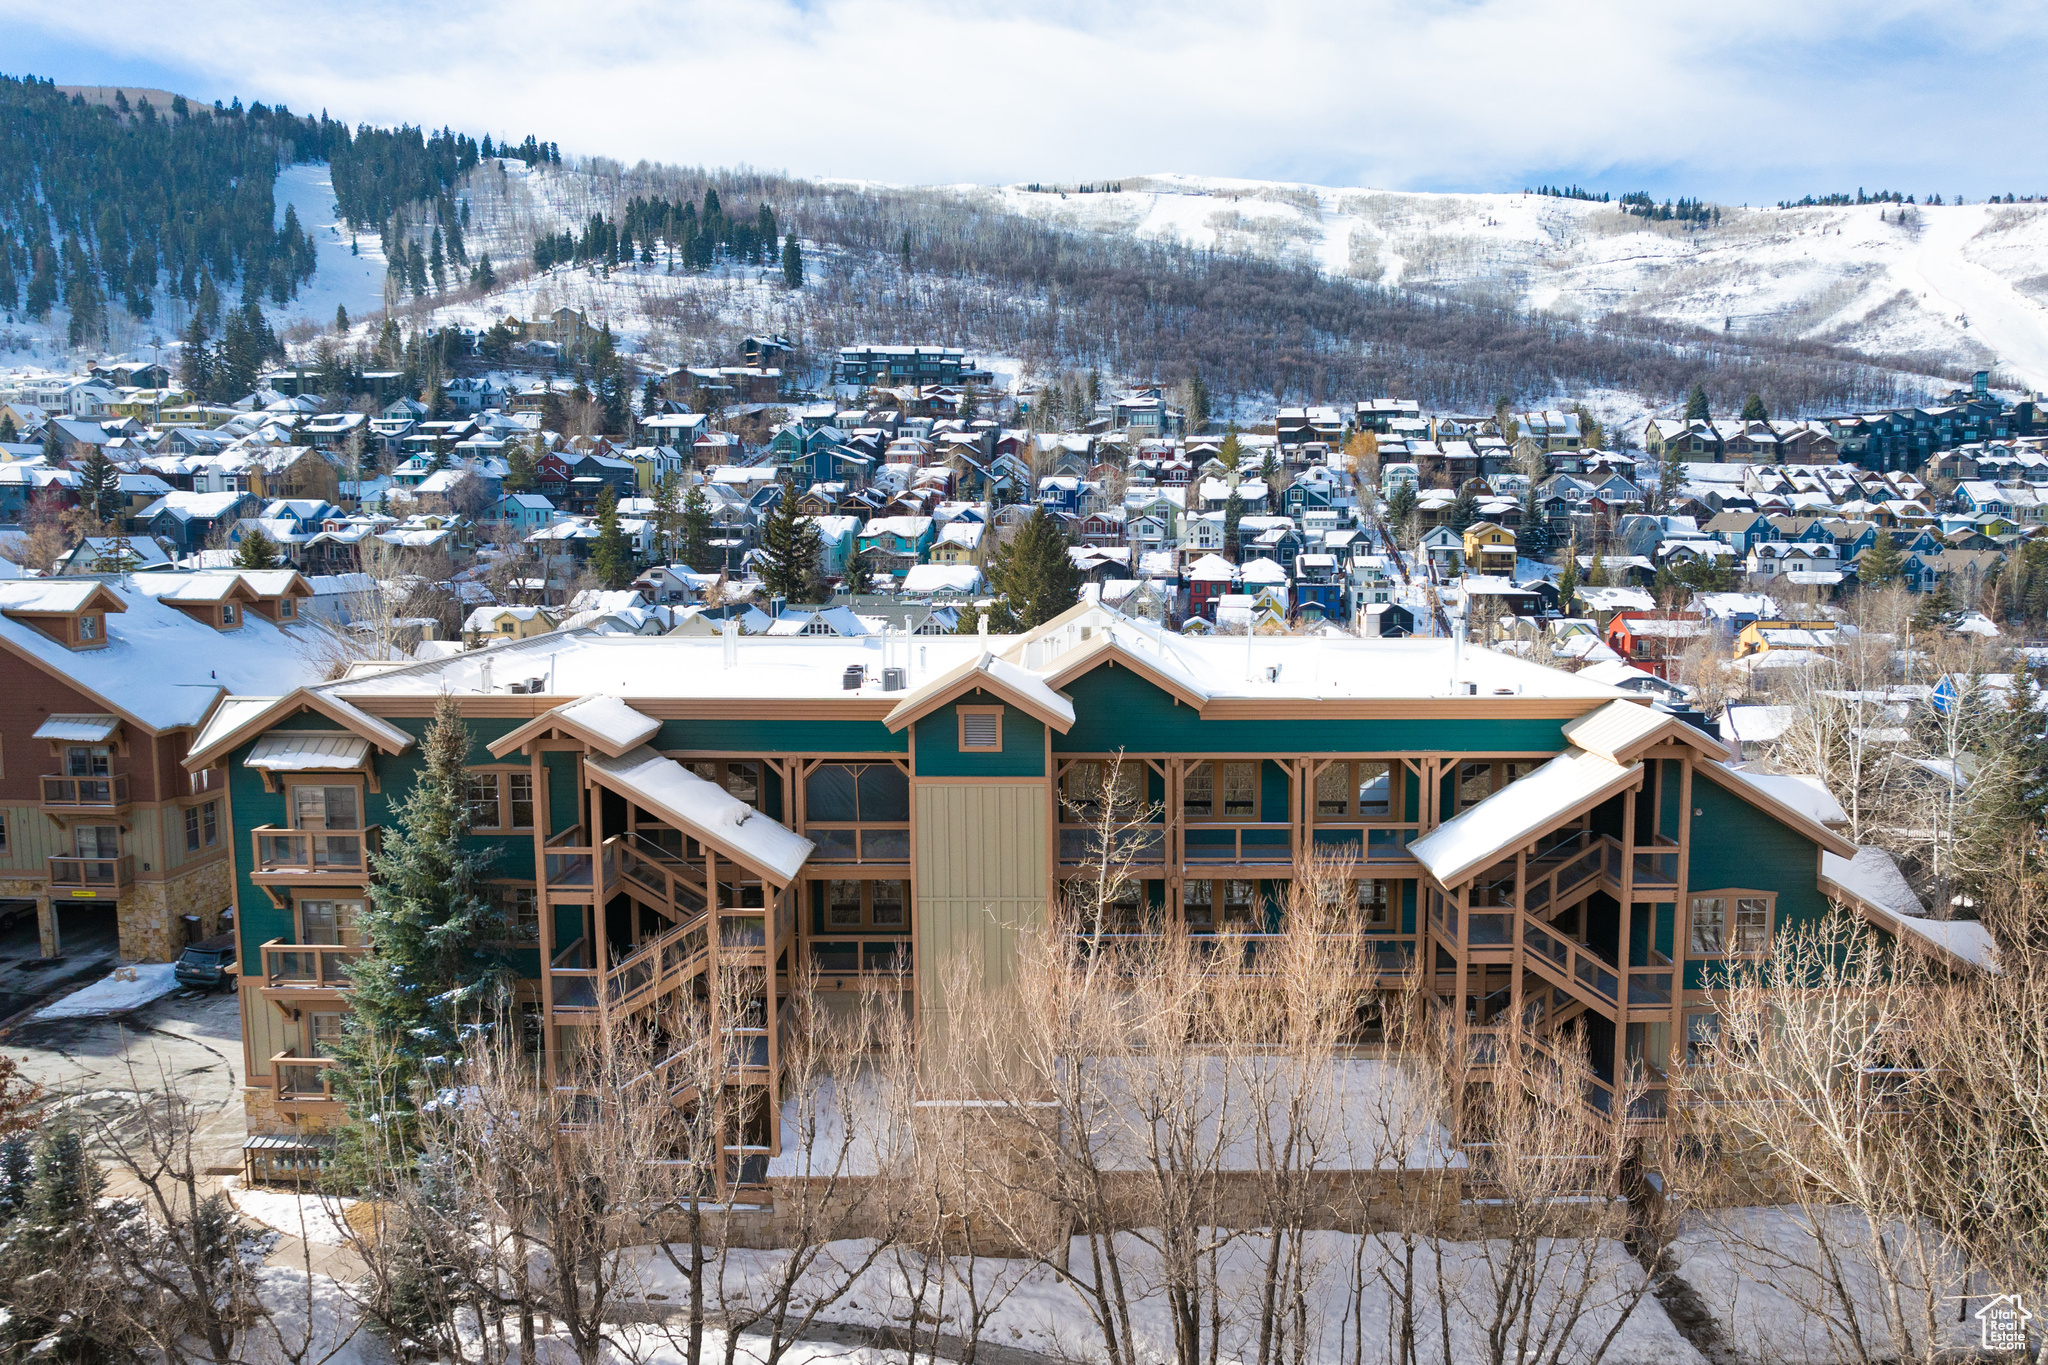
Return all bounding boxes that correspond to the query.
[1555,538,1581,612]
[1186,368,1211,433]
[1684,384,1711,422]
[335,303,350,333]
[589,484,634,589]
[1856,530,1904,587]
[1657,450,1684,511]
[0,413,12,444]
[472,253,495,291]
[1518,487,1550,556]
[77,448,121,522]
[781,234,804,289]
[649,470,683,563]
[843,545,873,595]
[1223,488,1243,561]
[986,505,1081,630]
[1448,487,1481,534]
[1587,550,1611,587]
[42,424,60,466]
[1217,426,1243,473]
[1741,392,1770,422]
[234,526,280,569]
[504,438,539,493]
[680,480,713,570]
[757,482,822,601]
[331,695,509,1174]
[1385,479,1416,528]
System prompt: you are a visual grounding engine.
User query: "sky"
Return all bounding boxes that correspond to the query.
[4,0,2047,203]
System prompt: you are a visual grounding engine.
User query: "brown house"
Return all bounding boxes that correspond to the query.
[0,574,323,963]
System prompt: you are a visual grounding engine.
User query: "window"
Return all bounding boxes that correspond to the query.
[1315,761,1393,819]
[308,1011,346,1058]
[1186,761,1256,819]
[958,707,1003,751]
[508,772,535,830]
[1062,760,1143,822]
[74,825,119,859]
[1357,879,1391,927]
[0,812,8,854]
[293,784,360,831]
[821,878,908,931]
[220,605,237,627]
[495,886,539,942]
[202,801,218,848]
[688,761,762,808]
[65,745,110,777]
[185,805,201,853]
[300,898,364,946]
[1690,893,1771,956]
[1457,762,1494,810]
[77,614,98,642]
[1183,879,1213,928]
[465,772,502,828]
[278,597,294,618]
[1222,879,1256,925]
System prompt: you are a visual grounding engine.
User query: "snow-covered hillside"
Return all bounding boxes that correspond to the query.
[962,174,2048,390]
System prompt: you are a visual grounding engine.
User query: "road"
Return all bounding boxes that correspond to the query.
[3,985,246,1176]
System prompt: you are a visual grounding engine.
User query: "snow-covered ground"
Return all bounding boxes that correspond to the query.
[267,162,391,336]
[32,963,179,1020]
[963,175,2048,388]
[226,1176,360,1246]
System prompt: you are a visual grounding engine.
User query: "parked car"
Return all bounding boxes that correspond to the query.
[173,934,237,991]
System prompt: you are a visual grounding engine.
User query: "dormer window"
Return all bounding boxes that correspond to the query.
[78,614,99,642]
[221,605,238,627]
[278,597,294,618]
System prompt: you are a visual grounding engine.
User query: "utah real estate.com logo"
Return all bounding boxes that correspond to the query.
[1977,1294,2033,1353]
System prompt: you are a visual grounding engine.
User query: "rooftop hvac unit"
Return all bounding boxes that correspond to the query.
[842,665,866,691]
[882,667,906,691]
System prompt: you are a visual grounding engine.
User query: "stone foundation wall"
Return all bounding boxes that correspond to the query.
[118,860,231,962]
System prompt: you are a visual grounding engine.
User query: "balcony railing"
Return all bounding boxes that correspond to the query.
[1308,825,1417,862]
[806,825,912,864]
[47,854,133,896]
[250,826,380,878]
[271,1053,341,1106]
[260,939,362,990]
[809,935,912,978]
[545,825,593,888]
[1183,822,1293,865]
[40,773,130,811]
[1058,824,1166,865]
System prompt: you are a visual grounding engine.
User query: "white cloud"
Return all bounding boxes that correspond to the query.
[5,0,2042,197]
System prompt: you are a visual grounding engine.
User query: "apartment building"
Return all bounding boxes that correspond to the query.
[193,602,1945,1177]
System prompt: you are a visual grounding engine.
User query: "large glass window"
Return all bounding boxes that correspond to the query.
[301,898,364,946]
[1186,762,1256,819]
[691,761,762,808]
[1062,760,1143,822]
[821,878,908,931]
[804,764,909,862]
[64,745,109,777]
[1316,762,1393,818]
[508,772,535,829]
[293,784,360,831]
[466,772,501,828]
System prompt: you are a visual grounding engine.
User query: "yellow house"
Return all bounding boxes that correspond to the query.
[1733,619,1839,660]
[462,604,560,648]
[1461,520,1517,574]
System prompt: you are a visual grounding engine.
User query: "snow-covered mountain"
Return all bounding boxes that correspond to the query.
[955,174,2048,392]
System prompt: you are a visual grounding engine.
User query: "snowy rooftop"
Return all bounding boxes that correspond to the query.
[319,611,1634,708]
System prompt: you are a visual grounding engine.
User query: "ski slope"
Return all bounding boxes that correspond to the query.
[268,162,391,334]
[961,175,2048,389]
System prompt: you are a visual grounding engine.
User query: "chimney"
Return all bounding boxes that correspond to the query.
[722,618,739,669]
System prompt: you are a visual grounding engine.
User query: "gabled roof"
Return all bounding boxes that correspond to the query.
[1561,699,1730,764]
[183,688,415,770]
[486,694,661,759]
[584,746,813,885]
[883,651,1075,734]
[1410,750,1644,887]
[1694,761,1857,856]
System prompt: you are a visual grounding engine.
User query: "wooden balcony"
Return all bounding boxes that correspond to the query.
[40,773,131,813]
[47,854,133,899]
[258,939,362,993]
[249,826,380,883]
[270,1053,342,1112]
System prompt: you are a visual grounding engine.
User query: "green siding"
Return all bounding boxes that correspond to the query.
[1054,667,1576,754]
[1685,778,1828,990]
[912,693,1046,777]
[653,719,904,754]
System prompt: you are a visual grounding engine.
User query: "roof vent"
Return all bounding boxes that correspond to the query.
[1465,682,1479,696]
[842,665,866,691]
[1265,665,1280,683]
[882,666,906,691]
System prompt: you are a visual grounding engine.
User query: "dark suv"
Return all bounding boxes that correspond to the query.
[173,934,237,991]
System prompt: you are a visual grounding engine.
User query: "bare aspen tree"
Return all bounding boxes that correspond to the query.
[1673,912,1960,1365]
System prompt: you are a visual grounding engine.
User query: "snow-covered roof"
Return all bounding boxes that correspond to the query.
[1820,845,1997,971]
[1723,769,1846,826]
[244,732,372,772]
[585,746,813,884]
[1410,750,1642,887]
[0,579,323,732]
[31,714,121,742]
[901,564,984,595]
